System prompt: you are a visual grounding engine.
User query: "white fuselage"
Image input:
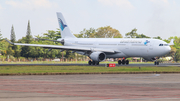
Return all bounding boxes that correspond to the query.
[60,38,171,60]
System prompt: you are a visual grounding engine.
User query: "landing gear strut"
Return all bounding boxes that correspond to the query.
[88,60,99,65]
[118,59,129,65]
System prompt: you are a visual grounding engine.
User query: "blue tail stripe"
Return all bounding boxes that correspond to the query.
[58,18,67,31]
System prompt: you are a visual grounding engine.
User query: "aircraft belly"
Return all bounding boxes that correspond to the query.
[122,47,140,57]
[106,53,127,58]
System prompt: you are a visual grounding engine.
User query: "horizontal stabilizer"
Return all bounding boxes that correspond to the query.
[169,39,174,46]
[5,39,14,45]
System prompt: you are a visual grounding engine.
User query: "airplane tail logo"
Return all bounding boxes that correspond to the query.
[144,40,150,45]
[58,18,67,31]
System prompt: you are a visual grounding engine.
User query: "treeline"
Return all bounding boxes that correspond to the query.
[0,21,75,61]
[0,21,180,62]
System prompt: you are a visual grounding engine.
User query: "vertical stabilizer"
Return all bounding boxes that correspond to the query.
[57,12,76,38]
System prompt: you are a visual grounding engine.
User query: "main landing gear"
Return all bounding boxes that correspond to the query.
[154,61,159,65]
[88,60,99,65]
[118,59,129,65]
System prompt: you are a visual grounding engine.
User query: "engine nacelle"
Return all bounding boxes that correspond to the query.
[89,52,106,62]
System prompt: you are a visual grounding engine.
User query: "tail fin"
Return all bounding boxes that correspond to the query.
[56,12,76,38]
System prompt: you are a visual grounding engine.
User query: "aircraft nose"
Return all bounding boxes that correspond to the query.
[165,46,171,53]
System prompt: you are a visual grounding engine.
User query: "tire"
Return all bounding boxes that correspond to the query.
[92,61,96,65]
[88,60,92,65]
[118,60,122,65]
[96,62,99,65]
[126,60,129,65]
[154,61,157,65]
[157,61,159,65]
[122,60,125,65]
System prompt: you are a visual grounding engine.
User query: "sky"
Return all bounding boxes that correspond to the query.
[0,0,180,40]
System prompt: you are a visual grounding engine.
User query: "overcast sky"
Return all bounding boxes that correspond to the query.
[0,0,180,40]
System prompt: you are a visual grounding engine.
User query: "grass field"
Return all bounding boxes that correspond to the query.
[0,61,154,64]
[0,65,180,75]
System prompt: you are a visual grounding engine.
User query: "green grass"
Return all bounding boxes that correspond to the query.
[0,61,154,64]
[0,66,180,75]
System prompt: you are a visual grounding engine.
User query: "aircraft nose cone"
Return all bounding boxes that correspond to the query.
[165,46,171,53]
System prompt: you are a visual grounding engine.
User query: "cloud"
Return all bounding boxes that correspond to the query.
[98,0,134,9]
[150,0,168,3]
[6,0,57,9]
[0,4,3,10]
[149,0,169,6]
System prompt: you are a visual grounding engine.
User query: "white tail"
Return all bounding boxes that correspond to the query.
[56,12,76,38]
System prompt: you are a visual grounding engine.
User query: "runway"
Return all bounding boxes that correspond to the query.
[1,74,180,101]
[0,63,180,67]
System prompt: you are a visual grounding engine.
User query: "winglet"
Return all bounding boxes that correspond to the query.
[5,39,14,45]
[169,39,174,46]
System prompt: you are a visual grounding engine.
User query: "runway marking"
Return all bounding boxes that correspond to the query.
[0,78,180,100]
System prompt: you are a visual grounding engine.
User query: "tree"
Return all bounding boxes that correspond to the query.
[11,25,16,43]
[0,29,3,41]
[125,28,138,38]
[6,45,13,57]
[96,26,122,38]
[43,29,61,40]
[10,25,17,51]
[64,50,75,60]
[164,46,176,59]
[154,36,162,40]
[175,49,180,62]
[136,34,150,38]
[25,20,33,43]
[79,28,96,38]
[173,36,180,49]
[21,20,33,58]
[74,33,83,38]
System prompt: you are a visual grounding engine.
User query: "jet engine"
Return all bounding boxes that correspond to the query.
[89,52,106,62]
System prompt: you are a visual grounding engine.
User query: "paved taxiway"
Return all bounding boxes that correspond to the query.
[0,63,180,67]
[1,74,180,101]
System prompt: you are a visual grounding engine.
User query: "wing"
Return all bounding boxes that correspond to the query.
[5,39,115,53]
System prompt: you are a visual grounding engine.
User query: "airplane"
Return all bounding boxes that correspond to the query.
[5,12,174,65]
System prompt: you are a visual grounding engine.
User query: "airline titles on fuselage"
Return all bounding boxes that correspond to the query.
[120,40,142,43]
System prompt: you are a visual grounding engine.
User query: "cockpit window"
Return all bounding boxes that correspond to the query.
[159,44,163,46]
[159,44,169,46]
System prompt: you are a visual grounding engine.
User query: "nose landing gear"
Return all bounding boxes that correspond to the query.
[154,61,159,65]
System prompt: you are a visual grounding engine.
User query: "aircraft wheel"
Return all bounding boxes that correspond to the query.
[122,59,125,65]
[126,60,129,65]
[88,60,92,65]
[92,61,96,65]
[96,62,99,65]
[157,61,159,65]
[154,61,160,65]
[118,60,122,65]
